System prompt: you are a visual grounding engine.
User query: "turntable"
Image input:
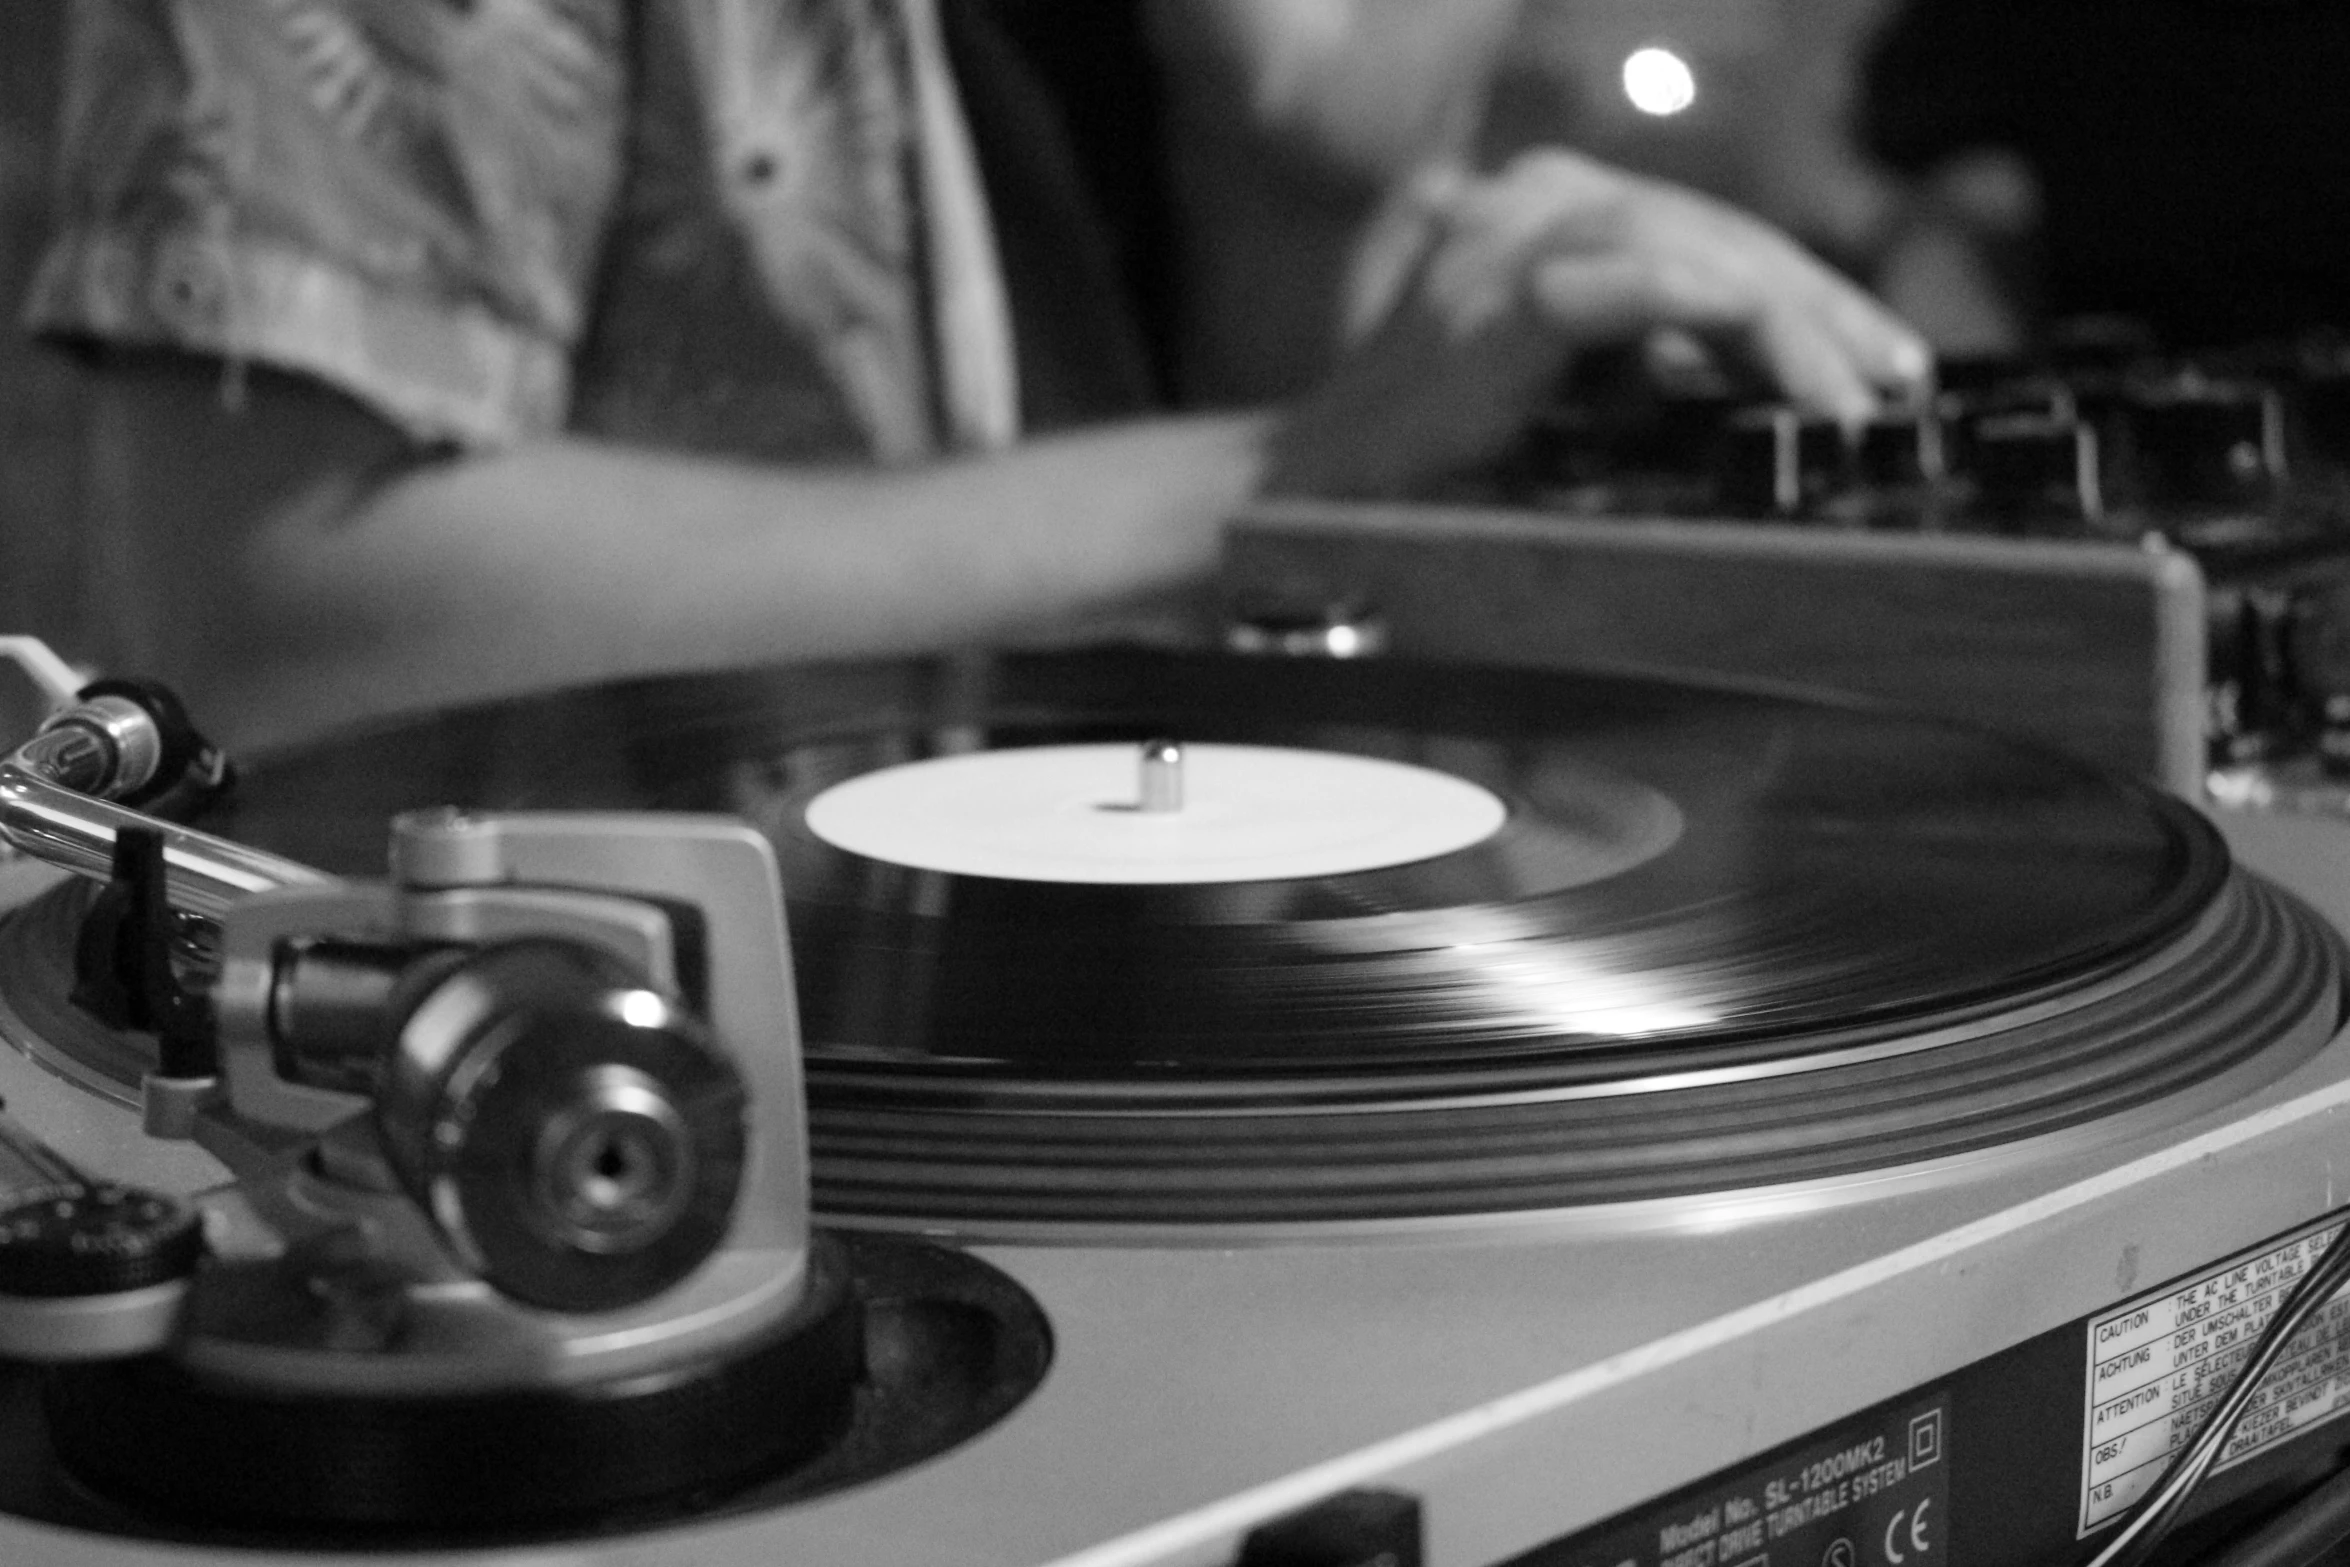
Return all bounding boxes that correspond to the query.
[0,644,2346,1565]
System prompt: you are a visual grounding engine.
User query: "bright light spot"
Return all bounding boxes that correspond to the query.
[1439,914,1717,1038]
[1622,47,1697,116]
[614,989,670,1029]
[1665,1189,1831,1235]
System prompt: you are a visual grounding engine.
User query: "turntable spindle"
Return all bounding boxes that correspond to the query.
[1138,738,1183,813]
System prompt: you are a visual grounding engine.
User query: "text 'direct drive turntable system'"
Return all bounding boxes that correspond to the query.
[13,339,2350,1567]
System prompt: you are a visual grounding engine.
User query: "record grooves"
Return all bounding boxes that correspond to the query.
[0,649,2340,1228]
[807,868,2339,1222]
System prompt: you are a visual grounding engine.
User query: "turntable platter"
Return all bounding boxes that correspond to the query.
[2,649,2338,1228]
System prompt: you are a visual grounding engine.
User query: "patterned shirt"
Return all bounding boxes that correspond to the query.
[25,0,1020,462]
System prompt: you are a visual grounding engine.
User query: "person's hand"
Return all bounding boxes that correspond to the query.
[1268,149,1932,497]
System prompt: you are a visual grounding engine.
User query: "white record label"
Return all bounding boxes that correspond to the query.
[802,743,1508,884]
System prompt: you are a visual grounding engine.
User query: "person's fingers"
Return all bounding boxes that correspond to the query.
[1524,252,1751,341]
[1619,200,1926,416]
[1419,162,1631,337]
[1314,147,1931,501]
[1748,300,1885,426]
[1471,156,1929,417]
[1799,265,1935,402]
[1526,252,1886,424]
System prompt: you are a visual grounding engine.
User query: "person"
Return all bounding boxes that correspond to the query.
[24,0,1929,753]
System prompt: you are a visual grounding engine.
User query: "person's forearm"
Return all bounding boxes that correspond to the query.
[78,130,1926,756]
[91,364,1269,750]
[319,421,1256,656]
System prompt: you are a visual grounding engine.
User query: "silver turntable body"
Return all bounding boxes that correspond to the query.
[0,652,2347,1566]
[0,802,2342,1565]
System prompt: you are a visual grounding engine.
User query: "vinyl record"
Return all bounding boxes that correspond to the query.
[737,655,2216,1080]
[9,649,2342,1226]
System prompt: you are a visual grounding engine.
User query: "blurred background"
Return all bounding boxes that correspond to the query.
[1482,0,1899,273]
[0,1,84,664]
[0,0,2250,661]
[0,0,1987,642]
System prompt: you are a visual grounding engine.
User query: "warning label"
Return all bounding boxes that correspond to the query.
[1513,1397,1948,1567]
[2080,1218,2350,1535]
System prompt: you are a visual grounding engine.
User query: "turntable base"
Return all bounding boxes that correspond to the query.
[0,811,2344,1565]
[3,643,2350,1564]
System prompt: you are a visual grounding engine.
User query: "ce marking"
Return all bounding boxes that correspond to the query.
[1884,1497,1933,1562]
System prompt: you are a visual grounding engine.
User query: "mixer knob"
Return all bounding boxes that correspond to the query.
[1943,376,2077,426]
[1597,390,1740,478]
[1938,376,2077,481]
[1714,407,1844,516]
[1968,414,2104,524]
[1857,412,1945,488]
[1933,353,2035,396]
